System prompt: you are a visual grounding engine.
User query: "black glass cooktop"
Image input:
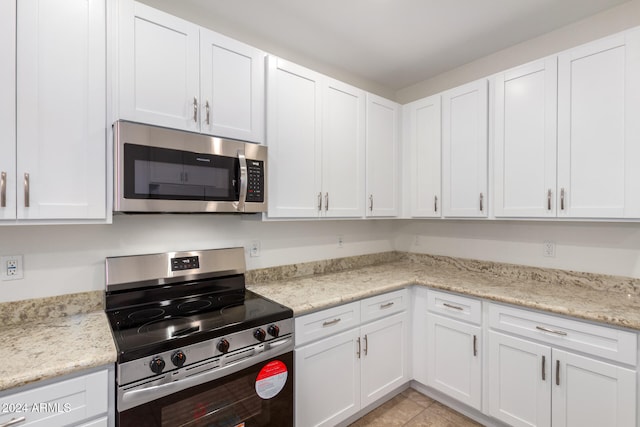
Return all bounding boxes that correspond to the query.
[106,276,292,362]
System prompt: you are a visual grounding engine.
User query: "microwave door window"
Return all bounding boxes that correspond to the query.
[183,162,232,199]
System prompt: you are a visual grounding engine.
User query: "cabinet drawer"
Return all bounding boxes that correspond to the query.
[360,289,409,323]
[295,302,360,346]
[427,289,482,325]
[489,303,637,365]
[0,369,108,427]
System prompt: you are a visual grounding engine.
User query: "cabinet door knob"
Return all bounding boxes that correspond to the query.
[542,355,546,381]
[560,188,565,211]
[205,100,210,125]
[473,335,477,356]
[547,189,552,211]
[556,360,560,386]
[317,192,322,211]
[434,195,438,213]
[324,192,329,211]
[356,337,361,359]
[369,194,374,211]
[363,334,368,356]
[479,192,484,212]
[193,97,198,123]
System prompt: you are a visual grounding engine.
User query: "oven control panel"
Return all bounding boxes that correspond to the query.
[171,256,200,271]
[118,318,294,385]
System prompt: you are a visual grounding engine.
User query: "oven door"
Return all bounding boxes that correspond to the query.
[118,351,293,427]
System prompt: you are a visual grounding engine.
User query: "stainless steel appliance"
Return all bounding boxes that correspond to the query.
[105,248,293,427]
[113,121,267,213]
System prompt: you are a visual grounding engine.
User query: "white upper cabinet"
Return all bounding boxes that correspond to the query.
[404,95,441,218]
[16,0,106,220]
[442,79,488,218]
[494,58,558,218]
[0,0,16,220]
[366,94,399,217]
[266,57,322,218]
[118,2,200,132]
[557,28,640,218]
[118,1,265,142]
[322,78,366,218]
[200,29,264,142]
[266,56,366,219]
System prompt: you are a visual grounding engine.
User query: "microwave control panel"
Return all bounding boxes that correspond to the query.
[246,160,264,202]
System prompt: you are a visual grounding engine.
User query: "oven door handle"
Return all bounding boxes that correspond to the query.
[120,337,293,411]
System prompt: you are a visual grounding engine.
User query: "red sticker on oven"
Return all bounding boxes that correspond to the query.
[255,360,288,399]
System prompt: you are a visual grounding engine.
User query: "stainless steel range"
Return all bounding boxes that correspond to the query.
[105,248,294,427]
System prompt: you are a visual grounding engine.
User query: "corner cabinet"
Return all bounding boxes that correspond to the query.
[488,303,637,427]
[557,28,640,219]
[295,290,409,427]
[117,1,265,143]
[441,79,488,218]
[403,95,441,218]
[266,56,366,219]
[1,0,107,222]
[365,94,400,217]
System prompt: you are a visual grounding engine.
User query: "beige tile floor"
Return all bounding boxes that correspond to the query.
[349,388,483,427]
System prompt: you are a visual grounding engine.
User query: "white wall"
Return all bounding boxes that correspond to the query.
[0,216,396,303]
[396,220,640,278]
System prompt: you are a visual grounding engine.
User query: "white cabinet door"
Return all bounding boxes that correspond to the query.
[266,56,322,218]
[405,95,441,218]
[118,1,199,132]
[360,312,409,408]
[16,0,106,220]
[552,349,636,427]
[427,313,482,410]
[557,28,640,218]
[442,79,488,217]
[295,328,361,427]
[0,0,15,220]
[494,58,557,218]
[322,78,365,218]
[411,287,429,385]
[200,29,264,143]
[488,331,551,427]
[366,94,399,217]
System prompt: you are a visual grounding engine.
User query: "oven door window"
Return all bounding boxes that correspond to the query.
[124,143,239,201]
[118,352,293,427]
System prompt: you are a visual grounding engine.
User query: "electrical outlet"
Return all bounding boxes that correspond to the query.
[250,241,261,258]
[1,255,24,280]
[543,241,556,258]
[338,236,344,248]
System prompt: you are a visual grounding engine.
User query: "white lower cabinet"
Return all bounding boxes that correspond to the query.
[488,303,637,427]
[0,367,112,427]
[295,290,409,427]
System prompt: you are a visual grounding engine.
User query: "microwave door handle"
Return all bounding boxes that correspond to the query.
[236,151,248,212]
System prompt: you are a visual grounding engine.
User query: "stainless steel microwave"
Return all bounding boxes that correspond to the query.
[113,121,267,213]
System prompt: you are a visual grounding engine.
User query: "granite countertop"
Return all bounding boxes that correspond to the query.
[247,252,640,331]
[0,291,117,392]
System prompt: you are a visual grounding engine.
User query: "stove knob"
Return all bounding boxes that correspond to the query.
[218,338,230,354]
[149,356,165,374]
[254,328,267,342]
[171,350,186,367]
[268,324,280,338]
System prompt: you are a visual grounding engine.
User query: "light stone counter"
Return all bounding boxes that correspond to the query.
[0,291,117,392]
[247,252,640,332]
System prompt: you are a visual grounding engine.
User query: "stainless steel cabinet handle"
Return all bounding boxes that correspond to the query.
[0,417,27,427]
[356,337,361,359]
[324,192,329,211]
[542,355,546,381]
[434,195,438,212]
[560,188,565,211]
[24,173,29,208]
[443,303,463,311]
[364,334,368,356]
[317,192,322,211]
[1,171,6,208]
[322,318,341,327]
[547,189,552,211]
[473,335,477,356]
[536,325,567,336]
[556,360,560,386]
[380,302,394,309]
[479,192,484,212]
[369,194,373,211]
[205,100,210,125]
[193,97,198,122]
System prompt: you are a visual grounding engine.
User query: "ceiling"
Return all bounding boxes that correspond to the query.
[155,0,630,91]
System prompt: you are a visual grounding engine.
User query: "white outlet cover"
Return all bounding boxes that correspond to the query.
[1,255,24,280]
